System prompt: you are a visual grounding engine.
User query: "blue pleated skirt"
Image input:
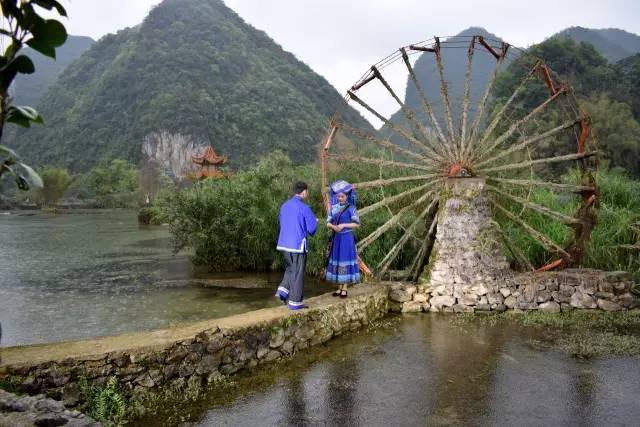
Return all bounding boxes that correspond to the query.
[325,231,360,284]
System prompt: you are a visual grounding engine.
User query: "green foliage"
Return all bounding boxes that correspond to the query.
[451,310,640,358]
[87,159,139,208]
[496,170,640,277]
[0,0,67,191]
[79,376,126,427]
[164,151,321,272]
[492,36,640,177]
[34,165,72,207]
[162,151,419,276]
[612,53,640,121]
[583,95,640,175]
[9,0,371,172]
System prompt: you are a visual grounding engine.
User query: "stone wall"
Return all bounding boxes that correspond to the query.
[0,286,388,411]
[390,270,638,313]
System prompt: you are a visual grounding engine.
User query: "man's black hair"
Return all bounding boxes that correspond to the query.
[292,181,308,194]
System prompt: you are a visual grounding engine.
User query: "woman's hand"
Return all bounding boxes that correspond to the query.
[335,224,344,232]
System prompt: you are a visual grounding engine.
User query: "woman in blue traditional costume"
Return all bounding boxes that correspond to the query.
[325,180,360,297]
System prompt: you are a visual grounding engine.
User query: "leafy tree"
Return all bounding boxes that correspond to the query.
[35,165,71,207]
[87,159,139,207]
[583,95,640,177]
[0,0,67,191]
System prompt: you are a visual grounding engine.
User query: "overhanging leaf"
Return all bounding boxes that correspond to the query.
[26,36,56,59]
[33,0,68,17]
[6,105,44,127]
[18,162,43,188]
[0,144,19,159]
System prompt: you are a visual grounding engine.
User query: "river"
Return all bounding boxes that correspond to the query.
[0,210,324,347]
[140,315,640,426]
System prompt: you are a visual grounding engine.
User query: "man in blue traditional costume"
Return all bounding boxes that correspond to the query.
[275,181,318,310]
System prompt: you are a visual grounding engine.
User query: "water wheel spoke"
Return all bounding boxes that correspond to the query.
[475,64,539,153]
[486,177,596,194]
[339,122,431,164]
[329,154,434,172]
[359,181,441,217]
[478,151,597,174]
[489,197,571,260]
[465,54,505,157]
[377,199,438,278]
[348,91,444,164]
[472,89,567,162]
[371,66,444,159]
[487,185,583,225]
[434,43,457,146]
[494,222,534,271]
[400,48,453,160]
[475,118,581,168]
[353,174,442,190]
[357,192,434,251]
[405,209,439,280]
[459,37,475,157]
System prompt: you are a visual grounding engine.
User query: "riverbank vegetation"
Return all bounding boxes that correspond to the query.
[157,150,640,279]
[451,310,640,358]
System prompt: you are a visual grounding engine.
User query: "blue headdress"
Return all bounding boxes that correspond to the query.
[329,179,357,207]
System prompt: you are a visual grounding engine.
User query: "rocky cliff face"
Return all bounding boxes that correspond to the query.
[141,131,208,181]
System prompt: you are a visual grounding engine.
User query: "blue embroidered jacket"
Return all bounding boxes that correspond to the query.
[276,196,318,253]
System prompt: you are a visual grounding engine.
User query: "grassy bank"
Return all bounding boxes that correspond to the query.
[451,310,640,358]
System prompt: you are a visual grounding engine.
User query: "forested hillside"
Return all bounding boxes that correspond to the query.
[8,0,371,172]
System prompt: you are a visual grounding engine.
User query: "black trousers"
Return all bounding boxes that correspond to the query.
[278,251,307,306]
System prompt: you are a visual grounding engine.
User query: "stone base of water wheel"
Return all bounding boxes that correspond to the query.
[419,177,513,312]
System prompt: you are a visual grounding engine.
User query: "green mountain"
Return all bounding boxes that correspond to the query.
[11,35,94,107]
[555,27,640,62]
[8,0,370,173]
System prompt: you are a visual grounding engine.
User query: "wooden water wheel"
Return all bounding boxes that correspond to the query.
[321,35,598,280]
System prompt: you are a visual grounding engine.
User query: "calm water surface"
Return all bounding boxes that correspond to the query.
[141,315,640,426]
[0,210,325,347]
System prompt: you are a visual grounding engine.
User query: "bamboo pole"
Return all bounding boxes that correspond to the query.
[486,185,583,225]
[489,197,571,260]
[339,122,430,163]
[466,56,504,152]
[459,37,475,157]
[475,118,580,168]
[371,66,444,158]
[329,154,433,172]
[357,192,432,251]
[359,183,439,217]
[472,89,566,162]
[377,198,438,277]
[353,174,441,190]
[479,151,597,174]
[485,177,596,193]
[405,209,438,280]
[400,48,453,160]
[348,91,444,165]
[434,43,456,145]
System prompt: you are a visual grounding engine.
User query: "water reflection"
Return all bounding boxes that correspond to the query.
[178,315,640,427]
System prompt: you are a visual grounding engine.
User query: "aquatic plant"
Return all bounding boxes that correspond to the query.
[79,376,126,427]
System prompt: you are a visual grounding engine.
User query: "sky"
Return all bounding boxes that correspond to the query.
[52,0,640,124]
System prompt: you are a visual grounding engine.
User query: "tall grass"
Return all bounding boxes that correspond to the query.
[496,169,640,277]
